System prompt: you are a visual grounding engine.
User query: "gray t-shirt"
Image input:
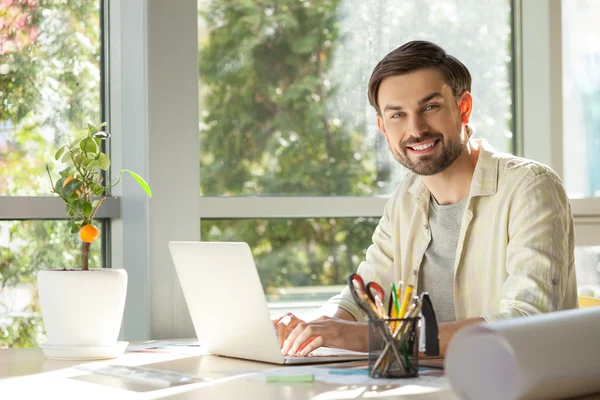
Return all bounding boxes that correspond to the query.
[417,195,468,323]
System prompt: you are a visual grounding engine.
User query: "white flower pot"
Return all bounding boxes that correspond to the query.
[37,268,128,360]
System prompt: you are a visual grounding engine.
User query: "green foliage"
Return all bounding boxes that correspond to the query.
[199,0,374,197]
[198,0,377,292]
[47,123,152,229]
[1,0,103,347]
[46,123,151,270]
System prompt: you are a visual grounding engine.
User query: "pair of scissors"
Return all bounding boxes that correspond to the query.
[348,273,388,319]
[366,282,386,318]
[348,273,379,320]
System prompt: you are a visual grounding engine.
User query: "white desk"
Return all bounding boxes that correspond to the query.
[0,345,459,399]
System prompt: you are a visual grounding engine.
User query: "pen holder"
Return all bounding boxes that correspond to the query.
[367,317,419,378]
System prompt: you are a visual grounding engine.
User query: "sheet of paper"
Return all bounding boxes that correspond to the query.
[243,364,449,388]
[445,307,600,400]
[127,340,206,355]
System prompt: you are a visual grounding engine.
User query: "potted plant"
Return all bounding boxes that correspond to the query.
[38,122,151,360]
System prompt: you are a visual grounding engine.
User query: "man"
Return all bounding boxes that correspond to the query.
[274,40,578,357]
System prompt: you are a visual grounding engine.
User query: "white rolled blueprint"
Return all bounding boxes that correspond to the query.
[445,307,600,400]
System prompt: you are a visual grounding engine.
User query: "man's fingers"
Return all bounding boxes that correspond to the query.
[287,324,322,356]
[276,321,288,348]
[272,312,293,327]
[298,335,324,356]
[281,321,308,355]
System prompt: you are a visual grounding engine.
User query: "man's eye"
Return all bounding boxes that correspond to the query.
[391,112,405,118]
[424,104,440,111]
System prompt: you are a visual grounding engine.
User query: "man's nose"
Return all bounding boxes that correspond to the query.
[407,114,428,138]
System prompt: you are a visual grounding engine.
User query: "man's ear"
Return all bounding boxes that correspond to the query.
[459,91,473,124]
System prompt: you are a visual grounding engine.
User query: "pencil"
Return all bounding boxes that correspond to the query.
[398,284,414,318]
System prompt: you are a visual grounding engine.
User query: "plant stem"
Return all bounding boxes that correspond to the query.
[82,241,90,271]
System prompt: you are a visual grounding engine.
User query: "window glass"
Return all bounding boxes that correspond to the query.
[201,218,379,307]
[198,0,514,196]
[0,220,102,348]
[575,246,600,298]
[0,0,101,196]
[0,0,102,348]
[562,0,600,198]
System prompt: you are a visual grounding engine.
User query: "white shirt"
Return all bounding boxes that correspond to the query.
[326,139,578,322]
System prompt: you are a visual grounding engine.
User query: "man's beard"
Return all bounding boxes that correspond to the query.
[390,123,466,176]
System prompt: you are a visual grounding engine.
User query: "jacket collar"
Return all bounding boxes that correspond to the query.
[408,139,499,202]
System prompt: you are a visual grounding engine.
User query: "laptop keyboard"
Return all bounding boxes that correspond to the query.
[287,347,368,358]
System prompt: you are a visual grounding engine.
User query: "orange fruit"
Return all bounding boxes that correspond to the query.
[62,177,82,195]
[79,224,100,243]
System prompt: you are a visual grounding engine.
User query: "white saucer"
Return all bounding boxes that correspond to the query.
[41,341,129,361]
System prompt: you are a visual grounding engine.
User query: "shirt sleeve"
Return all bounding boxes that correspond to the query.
[322,196,397,322]
[483,170,577,322]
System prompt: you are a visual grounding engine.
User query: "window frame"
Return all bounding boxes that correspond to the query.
[4,0,600,344]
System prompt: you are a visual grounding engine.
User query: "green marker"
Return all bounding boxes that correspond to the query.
[266,374,314,383]
[391,282,401,318]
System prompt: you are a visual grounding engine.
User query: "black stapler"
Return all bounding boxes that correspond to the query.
[420,292,440,357]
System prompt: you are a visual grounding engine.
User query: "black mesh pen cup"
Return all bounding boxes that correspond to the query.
[367,317,419,378]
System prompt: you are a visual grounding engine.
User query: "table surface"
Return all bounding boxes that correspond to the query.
[3,344,600,400]
[0,342,459,400]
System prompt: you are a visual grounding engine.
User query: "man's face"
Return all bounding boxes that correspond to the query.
[376,68,469,176]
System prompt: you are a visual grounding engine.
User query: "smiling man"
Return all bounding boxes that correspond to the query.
[274,40,578,357]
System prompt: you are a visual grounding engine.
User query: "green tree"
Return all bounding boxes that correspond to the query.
[198,0,513,298]
[0,0,101,348]
[198,0,377,293]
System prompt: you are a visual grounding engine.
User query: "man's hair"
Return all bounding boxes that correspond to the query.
[368,41,472,115]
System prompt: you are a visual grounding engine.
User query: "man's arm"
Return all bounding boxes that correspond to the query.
[436,317,484,356]
[483,169,576,322]
[324,198,397,322]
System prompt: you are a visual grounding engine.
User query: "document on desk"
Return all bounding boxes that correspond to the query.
[127,340,205,355]
[445,307,600,400]
[245,364,448,388]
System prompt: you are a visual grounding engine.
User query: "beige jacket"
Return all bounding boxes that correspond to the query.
[327,139,578,322]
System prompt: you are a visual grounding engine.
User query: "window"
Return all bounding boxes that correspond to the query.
[575,246,600,298]
[0,0,103,348]
[197,0,514,304]
[562,0,600,199]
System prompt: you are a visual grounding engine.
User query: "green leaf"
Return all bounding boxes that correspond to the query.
[55,146,66,161]
[124,169,152,197]
[61,151,72,163]
[98,152,110,171]
[70,221,79,234]
[80,137,98,153]
[87,160,100,170]
[55,177,66,194]
[59,167,71,178]
[63,179,82,197]
[87,123,98,134]
[94,186,105,196]
[83,202,92,218]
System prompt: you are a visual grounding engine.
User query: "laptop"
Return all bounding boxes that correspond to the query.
[168,241,368,365]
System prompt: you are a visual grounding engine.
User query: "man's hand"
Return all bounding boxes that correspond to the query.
[280,316,369,356]
[272,312,306,348]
